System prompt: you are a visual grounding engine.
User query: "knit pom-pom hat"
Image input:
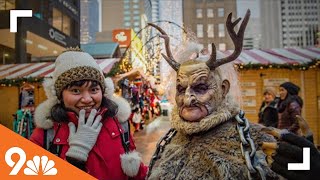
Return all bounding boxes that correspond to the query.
[52,49,106,99]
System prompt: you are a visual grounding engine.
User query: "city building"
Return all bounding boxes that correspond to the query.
[96,0,153,73]
[260,0,320,48]
[0,0,80,63]
[237,0,262,49]
[80,0,100,44]
[96,0,152,42]
[182,0,237,51]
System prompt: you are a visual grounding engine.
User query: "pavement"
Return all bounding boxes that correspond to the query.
[133,116,171,165]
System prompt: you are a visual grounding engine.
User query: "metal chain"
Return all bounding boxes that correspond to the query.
[147,128,177,178]
[236,110,266,180]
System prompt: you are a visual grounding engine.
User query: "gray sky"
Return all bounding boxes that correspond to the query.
[237,0,260,18]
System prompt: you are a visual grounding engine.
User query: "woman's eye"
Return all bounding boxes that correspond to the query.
[91,87,100,93]
[71,89,80,94]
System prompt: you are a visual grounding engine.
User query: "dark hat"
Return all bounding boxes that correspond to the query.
[280,82,300,95]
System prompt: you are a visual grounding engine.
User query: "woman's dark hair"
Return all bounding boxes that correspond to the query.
[51,80,118,123]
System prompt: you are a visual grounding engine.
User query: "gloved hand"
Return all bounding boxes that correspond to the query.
[262,128,320,180]
[66,109,102,162]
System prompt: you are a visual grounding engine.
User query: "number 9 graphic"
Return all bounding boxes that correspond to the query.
[5,147,26,175]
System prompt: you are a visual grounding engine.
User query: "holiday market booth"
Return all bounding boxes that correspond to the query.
[223,47,320,146]
[0,58,119,136]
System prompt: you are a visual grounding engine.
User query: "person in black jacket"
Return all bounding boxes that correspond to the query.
[258,87,279,127]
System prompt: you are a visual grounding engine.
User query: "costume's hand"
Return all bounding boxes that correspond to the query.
[296,115,314,143]
[66,109,102,161]
[262,128,320,180]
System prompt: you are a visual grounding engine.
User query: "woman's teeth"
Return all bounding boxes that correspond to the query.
[80,106,92,110]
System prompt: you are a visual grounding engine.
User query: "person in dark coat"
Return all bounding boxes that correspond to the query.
[258,87,279,127]
[277,82,303,134]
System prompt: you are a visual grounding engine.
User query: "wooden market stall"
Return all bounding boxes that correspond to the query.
[226,47,320,146]
[0,58,119,130]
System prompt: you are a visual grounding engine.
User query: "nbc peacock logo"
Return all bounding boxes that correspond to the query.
[24,156,57,175]
[5,147,58,176]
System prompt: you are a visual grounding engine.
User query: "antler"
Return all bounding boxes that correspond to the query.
[206,9,250,70]
[148,23,180,71]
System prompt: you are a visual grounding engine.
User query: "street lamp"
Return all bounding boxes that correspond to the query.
[3,53,9,64]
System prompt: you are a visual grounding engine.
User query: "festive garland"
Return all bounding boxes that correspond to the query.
[235,59,320,70]
[0,60,319,87]
[0,77,44,87]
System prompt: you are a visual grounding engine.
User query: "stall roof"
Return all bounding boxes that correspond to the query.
[0,58,119,79]
[81,42,120,58]
[218,47,320,64]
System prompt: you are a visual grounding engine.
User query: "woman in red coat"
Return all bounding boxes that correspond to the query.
[29,49,148,180]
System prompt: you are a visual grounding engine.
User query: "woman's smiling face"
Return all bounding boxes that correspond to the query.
[62,81,103,118]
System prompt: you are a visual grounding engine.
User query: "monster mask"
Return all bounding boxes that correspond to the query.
[149,10,250,126]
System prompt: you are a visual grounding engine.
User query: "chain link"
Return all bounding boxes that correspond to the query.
[236,110,266,180]
[147,128,177,178]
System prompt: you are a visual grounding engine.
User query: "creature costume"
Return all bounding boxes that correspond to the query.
[147,10,280,180]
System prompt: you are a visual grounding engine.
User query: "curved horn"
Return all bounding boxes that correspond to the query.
[206,9,250,70]
[148,23,180,71]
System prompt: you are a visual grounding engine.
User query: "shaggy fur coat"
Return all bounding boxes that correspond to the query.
[149,101,279,180]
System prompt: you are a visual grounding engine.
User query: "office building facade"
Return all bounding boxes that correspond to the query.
[0,0,80,63]
[183,0,237,51]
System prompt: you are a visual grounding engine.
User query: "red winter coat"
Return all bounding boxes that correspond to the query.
[29,109,148,180]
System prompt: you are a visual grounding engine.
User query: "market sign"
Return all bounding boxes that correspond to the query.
[241,89,256,96]
[241,82,256,87]
[264,78,289,86]
[112,29,131,47]
[243,99,256,107]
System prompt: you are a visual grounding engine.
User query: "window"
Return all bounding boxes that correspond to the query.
[197,24,204,38]
[133,15,140,20]
[52,8,72,36]
[218,24,225,37]
[134,27,140,32]
[124,4,130,9]
[124,21,131,27]
[124,16,131,21]
[133,4,139,9]
[124,11,130,15]
[218,8,224,17]
[207,8,214,18]
[133,0,139,3]
[62,14,71,35]
[207,24,214,38]
[196,9,203,18]
[53,8,62,31]
[133,10,139,14]
[219,43,226,51]
[133,21,140,26]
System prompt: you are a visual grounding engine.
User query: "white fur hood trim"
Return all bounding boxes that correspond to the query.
[120,150,142,177]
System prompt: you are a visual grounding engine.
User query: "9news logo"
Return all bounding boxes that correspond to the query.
[4,147,57,176]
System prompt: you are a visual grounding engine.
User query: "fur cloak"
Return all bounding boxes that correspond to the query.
[148,105,279,180]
